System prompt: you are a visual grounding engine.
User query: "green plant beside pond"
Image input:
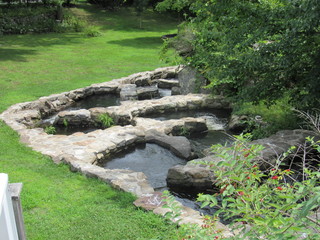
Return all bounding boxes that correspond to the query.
[233,99,299,139]
[98,113,114,128]
[164,134,320,239]
[44,125,57,134]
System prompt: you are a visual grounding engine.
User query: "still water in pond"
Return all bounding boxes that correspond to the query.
[190,130,234,155]
[54,126,98,135]
[101,143,186,189]
[70,94,120,109]
[146,109,231,121]
[158,88,172,97]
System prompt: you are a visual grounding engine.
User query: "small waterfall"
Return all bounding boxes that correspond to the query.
[158,88,172,97]
[41,114,58,126]
[197,113,226,131]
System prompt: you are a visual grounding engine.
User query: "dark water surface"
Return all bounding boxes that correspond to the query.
[101,143,186,189]
[69,94,120,109]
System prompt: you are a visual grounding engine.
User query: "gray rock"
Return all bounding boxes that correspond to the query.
[133,192,164,211]
[171,86,181,95]
[133,75,152,87]
[56,109,93,127]
[136,86,159,100]
[145,130,193,160]
[252,129,319,170]
[157,79,179,89]
[119,84,138,101]
[178,66,209,94]
[166,155,221,190]
[227,115,249,133]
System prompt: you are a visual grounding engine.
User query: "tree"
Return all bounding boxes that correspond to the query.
[157,0,320,110]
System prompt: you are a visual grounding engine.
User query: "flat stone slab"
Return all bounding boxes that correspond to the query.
[157,79,179,88]
[145,130,193,160]
[133,192,164,211]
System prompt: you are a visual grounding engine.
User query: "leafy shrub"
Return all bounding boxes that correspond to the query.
[0,4,90,34]
[98,113,114,128]
[84,25,102,37]
[0,6,58,34]
[233,100,299,139]
[187,135,319,239]
[52,9,87,33]
[44,125,56,134]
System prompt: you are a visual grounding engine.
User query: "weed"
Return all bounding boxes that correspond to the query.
[98,113,114,128]
[63,119,69,128]
[179,126,190,136]
[84,25,102,37]
[44,125,56,134]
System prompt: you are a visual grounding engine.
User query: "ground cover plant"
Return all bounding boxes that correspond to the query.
[0,1,181,239]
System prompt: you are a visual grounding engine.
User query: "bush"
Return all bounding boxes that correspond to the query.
[163,108,320,240]
[0,4,90,35]
[0,6,58,34]
[53,9,87,33]
[98,113,114,128]
[84,25,102,37]
[179,135,320,239]
[44,125,56,134]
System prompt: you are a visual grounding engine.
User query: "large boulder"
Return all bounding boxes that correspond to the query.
[177,66,210,95]
[252,129,320,170]
[145,130,194,160]
[166,155,221,191]
[136,86,159,100]
[55,109,93,127]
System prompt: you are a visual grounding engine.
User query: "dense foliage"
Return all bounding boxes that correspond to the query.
[157,0,320,109]
[0,1,95,34]
[163,134,320,239]
[0,6,58,34]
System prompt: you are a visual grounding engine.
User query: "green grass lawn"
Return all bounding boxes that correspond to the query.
[0,2,181,239]
[0,3,178,111]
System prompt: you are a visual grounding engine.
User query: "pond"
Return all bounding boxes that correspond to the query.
[100,143,186,189]
[69,93,120,109]
[145,109,231,123]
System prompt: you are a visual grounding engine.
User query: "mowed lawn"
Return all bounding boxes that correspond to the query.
[0,2,181,239]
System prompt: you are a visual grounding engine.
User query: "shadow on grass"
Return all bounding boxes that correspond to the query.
[0,33,84,62]
[107,36,163,49]
[1,33,84,48]
[75,1,179,33]
[0,48,37,62]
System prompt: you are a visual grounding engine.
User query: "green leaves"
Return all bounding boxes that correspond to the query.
[189,135,320,239]
[197,194,218,208]
[98,113,114,128]
[297,193,320,219]
[160,0,320,109]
